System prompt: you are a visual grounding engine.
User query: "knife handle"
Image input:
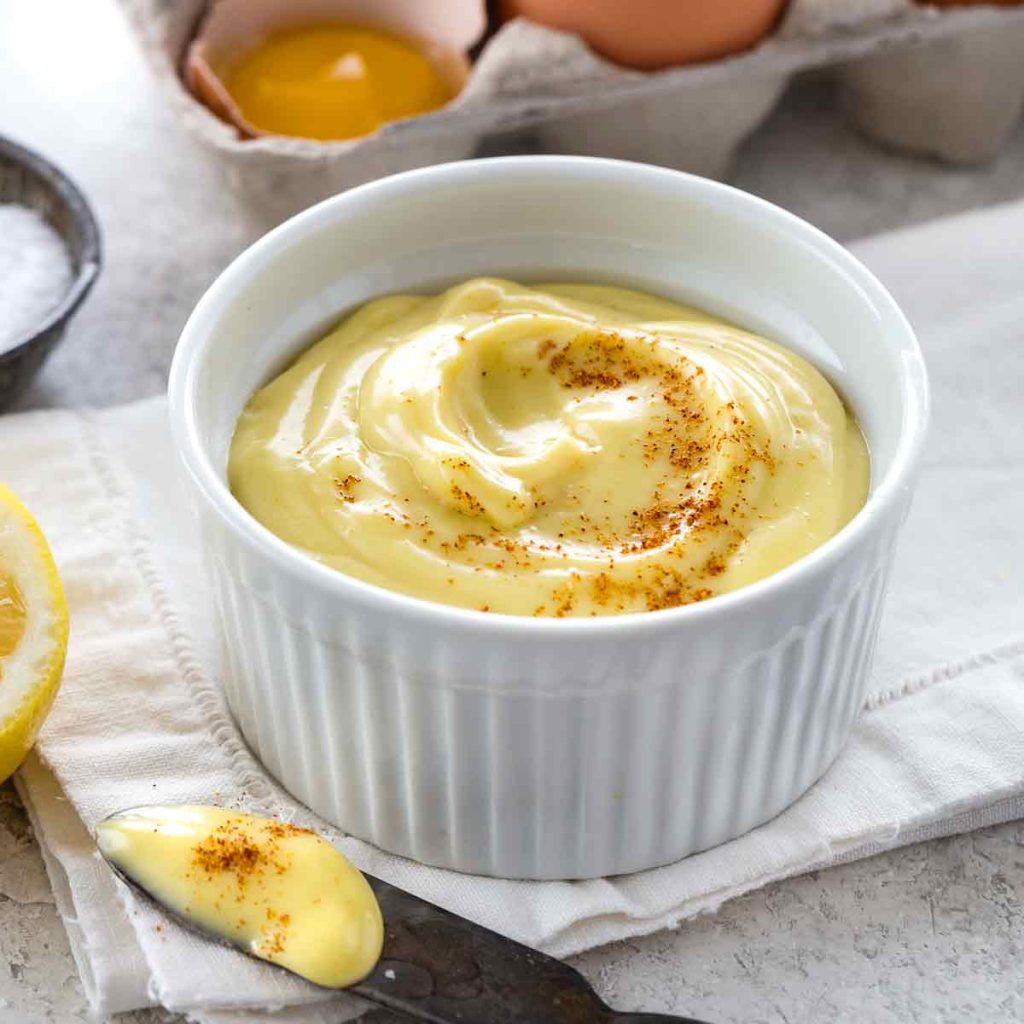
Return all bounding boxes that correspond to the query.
[614,1017,710,1023]
[355,876,711,1024]
[360,1011,698,1023]
[360,1010,705,1023]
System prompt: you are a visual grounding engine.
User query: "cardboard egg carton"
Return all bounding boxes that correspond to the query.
[122,0,1024,221]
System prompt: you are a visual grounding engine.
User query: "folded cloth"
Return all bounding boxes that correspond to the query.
[6,198,1024,1021]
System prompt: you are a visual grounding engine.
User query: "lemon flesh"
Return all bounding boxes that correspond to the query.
[0,483,68,783]
[0,573,28,669]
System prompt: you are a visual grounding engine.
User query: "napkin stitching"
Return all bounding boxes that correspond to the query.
[79,411,280,818]
[863,636,1024,712]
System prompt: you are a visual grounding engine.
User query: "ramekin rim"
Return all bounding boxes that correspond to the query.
[168,155,930,637]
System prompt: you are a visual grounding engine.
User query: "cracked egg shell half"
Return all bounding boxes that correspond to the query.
[185,0,487,141]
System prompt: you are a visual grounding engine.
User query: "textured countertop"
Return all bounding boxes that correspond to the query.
[2,1,1024,1021]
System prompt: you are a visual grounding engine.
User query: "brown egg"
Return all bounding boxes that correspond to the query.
[499,0,789,70]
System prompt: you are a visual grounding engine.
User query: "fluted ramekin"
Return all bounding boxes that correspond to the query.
[168,157,928,880]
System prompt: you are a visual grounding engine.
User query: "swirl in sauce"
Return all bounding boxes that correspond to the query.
[229,279,869,616]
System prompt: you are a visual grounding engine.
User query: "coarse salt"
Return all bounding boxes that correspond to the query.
[0,204,73,353]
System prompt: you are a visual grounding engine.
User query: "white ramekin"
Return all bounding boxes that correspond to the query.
[168,157,928,880]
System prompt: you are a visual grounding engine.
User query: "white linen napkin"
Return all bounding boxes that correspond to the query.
[6,197,1024,1021]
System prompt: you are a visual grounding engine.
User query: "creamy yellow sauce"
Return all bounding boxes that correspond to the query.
[96,806,383,988]
[230,279,869,617]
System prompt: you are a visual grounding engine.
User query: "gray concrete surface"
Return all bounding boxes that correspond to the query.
[2,1,1024,1021]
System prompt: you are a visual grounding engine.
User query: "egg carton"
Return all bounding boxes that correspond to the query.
[122,0,1024,222]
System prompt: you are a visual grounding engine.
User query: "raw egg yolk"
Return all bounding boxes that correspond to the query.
[223,25,454,142]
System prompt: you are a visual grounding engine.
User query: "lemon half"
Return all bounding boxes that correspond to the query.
[0,483,68,783]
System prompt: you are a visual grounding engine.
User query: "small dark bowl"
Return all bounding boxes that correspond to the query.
[0,136,102,410]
